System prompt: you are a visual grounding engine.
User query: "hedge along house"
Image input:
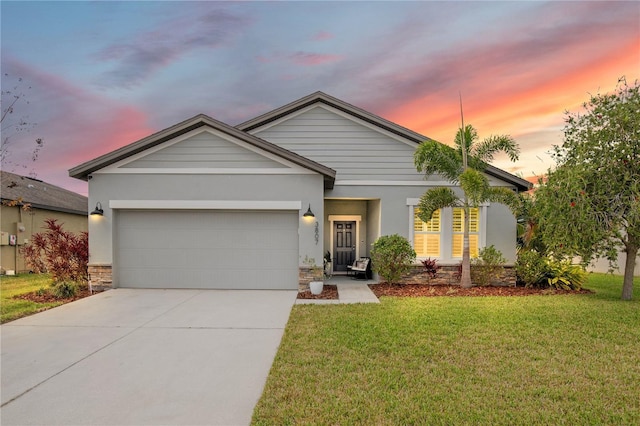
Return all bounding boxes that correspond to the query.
[69,92,531,291]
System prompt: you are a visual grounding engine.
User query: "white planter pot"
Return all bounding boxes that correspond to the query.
[309,281,324,295]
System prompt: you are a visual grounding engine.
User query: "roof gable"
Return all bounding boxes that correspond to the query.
[113,128,292,170]
[237,91,532,191]
[69,114,336,188]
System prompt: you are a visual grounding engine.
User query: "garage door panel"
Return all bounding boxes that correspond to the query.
[115,210,298,289]
[119,249,186,268]
[117,267,297,290]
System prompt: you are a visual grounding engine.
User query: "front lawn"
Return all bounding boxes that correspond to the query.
[252,273,640,425]
[1,274,61,323]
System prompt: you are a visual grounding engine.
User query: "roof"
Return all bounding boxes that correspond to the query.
[237,91,532,192]
[1,171,88,214]
[69,114,337,189]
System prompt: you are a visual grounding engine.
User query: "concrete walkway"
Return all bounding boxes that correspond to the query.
[1,289,297,426]
[295,278,380,305]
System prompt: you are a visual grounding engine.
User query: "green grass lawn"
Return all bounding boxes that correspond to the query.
[252,273,640,425]
[0,273,60,323]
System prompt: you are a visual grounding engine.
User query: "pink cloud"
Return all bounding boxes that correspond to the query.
[2,57,152,193]
[289,52,344,66]
[312,31,334,41]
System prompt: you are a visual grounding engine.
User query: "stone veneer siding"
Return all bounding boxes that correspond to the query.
[397,265,517,286]
[88,264,112,292]
[298,266,323,292]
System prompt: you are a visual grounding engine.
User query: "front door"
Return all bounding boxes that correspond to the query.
[333,221,356,272]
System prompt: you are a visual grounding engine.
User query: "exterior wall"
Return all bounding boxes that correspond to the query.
[324,184,518,266]
[121,130,288,169]
[586,254,640,276]
[87,172,324,275]
[252,104,438,182]
[0,206,87,273]
[484,203,519,264]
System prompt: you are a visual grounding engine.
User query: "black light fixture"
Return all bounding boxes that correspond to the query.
[303,204,315,218]
[90,202,104,216]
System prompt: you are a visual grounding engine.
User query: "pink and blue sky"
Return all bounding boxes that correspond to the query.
[2,1,638,195]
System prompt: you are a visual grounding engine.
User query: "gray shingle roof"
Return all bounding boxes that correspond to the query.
[1,171,88,214]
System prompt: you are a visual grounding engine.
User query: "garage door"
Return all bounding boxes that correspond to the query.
[114,210,299,289]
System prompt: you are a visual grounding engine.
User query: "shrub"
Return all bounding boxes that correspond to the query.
[544,259,587,290]
[52,281,78,298]
[21,218,89,285]
[471,245,507,286]
[421,258,441,280]
[371,234,416,284]
[515,250,586,290]
[515,250,548,287]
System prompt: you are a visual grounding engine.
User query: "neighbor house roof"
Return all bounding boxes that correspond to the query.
[69,114,337,189]
[237,91,532,192]
[1,171,88,215]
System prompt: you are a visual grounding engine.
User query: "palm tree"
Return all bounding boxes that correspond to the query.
[414,124,521,288]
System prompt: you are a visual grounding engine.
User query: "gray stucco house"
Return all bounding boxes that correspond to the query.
[69,92,531,290]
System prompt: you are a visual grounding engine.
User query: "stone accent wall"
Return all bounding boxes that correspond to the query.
[88,264,112,292]
[398,265,516,287]
[298,266,323,292]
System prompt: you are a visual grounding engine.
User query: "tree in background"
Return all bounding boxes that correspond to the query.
[414,124,521,288]
[1,74,44,176]
[535,79,639,300]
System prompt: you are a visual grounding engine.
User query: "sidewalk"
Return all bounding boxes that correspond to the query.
[295,277,380,304]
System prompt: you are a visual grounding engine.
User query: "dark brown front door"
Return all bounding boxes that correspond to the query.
[334,221,356,272]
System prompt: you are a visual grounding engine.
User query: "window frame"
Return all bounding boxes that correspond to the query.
[407,199,488,263]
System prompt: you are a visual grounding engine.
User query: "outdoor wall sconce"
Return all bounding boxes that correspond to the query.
[90,202,104,216]
[303,204,315,218]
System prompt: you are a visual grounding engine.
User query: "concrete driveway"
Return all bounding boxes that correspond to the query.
[1,288,297,425]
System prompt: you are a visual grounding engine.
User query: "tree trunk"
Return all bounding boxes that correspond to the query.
[461,203,472,288]
[622,239,638,301]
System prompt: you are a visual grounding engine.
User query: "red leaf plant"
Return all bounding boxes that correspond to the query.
[21,218,89,284]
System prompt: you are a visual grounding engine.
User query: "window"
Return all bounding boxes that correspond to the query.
[452,207,479,258]
[413,208,440,257]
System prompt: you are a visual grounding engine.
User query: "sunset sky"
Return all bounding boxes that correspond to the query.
[1,1,638,195]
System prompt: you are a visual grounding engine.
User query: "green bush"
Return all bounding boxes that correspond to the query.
[545,259,587,290]
[52,281,78,299]
[515,250,586,290]
[471,245,507,286]
[371,234,416,284]
[515,250,548,287]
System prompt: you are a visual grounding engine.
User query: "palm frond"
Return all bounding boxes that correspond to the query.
[417,187,460,222]
[459,169,489,206]
[454,125,478,153]
[472,135,520,163]
[414,140,462,182]
[485,186,522,216]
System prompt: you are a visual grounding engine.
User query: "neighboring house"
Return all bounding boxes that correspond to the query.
[69,92,531,290]
[1,171,88,273]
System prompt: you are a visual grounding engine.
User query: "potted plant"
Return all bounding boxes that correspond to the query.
[304,256,323,295]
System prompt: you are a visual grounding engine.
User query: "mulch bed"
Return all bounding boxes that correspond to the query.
[297,284,339,300]
[14,287,98,304]
[369,283,593,298]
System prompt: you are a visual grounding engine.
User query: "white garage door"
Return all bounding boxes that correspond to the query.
[115,210,299,289]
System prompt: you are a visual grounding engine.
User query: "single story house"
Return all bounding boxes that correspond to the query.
[69,92,531,290]
[1,171,88,273]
